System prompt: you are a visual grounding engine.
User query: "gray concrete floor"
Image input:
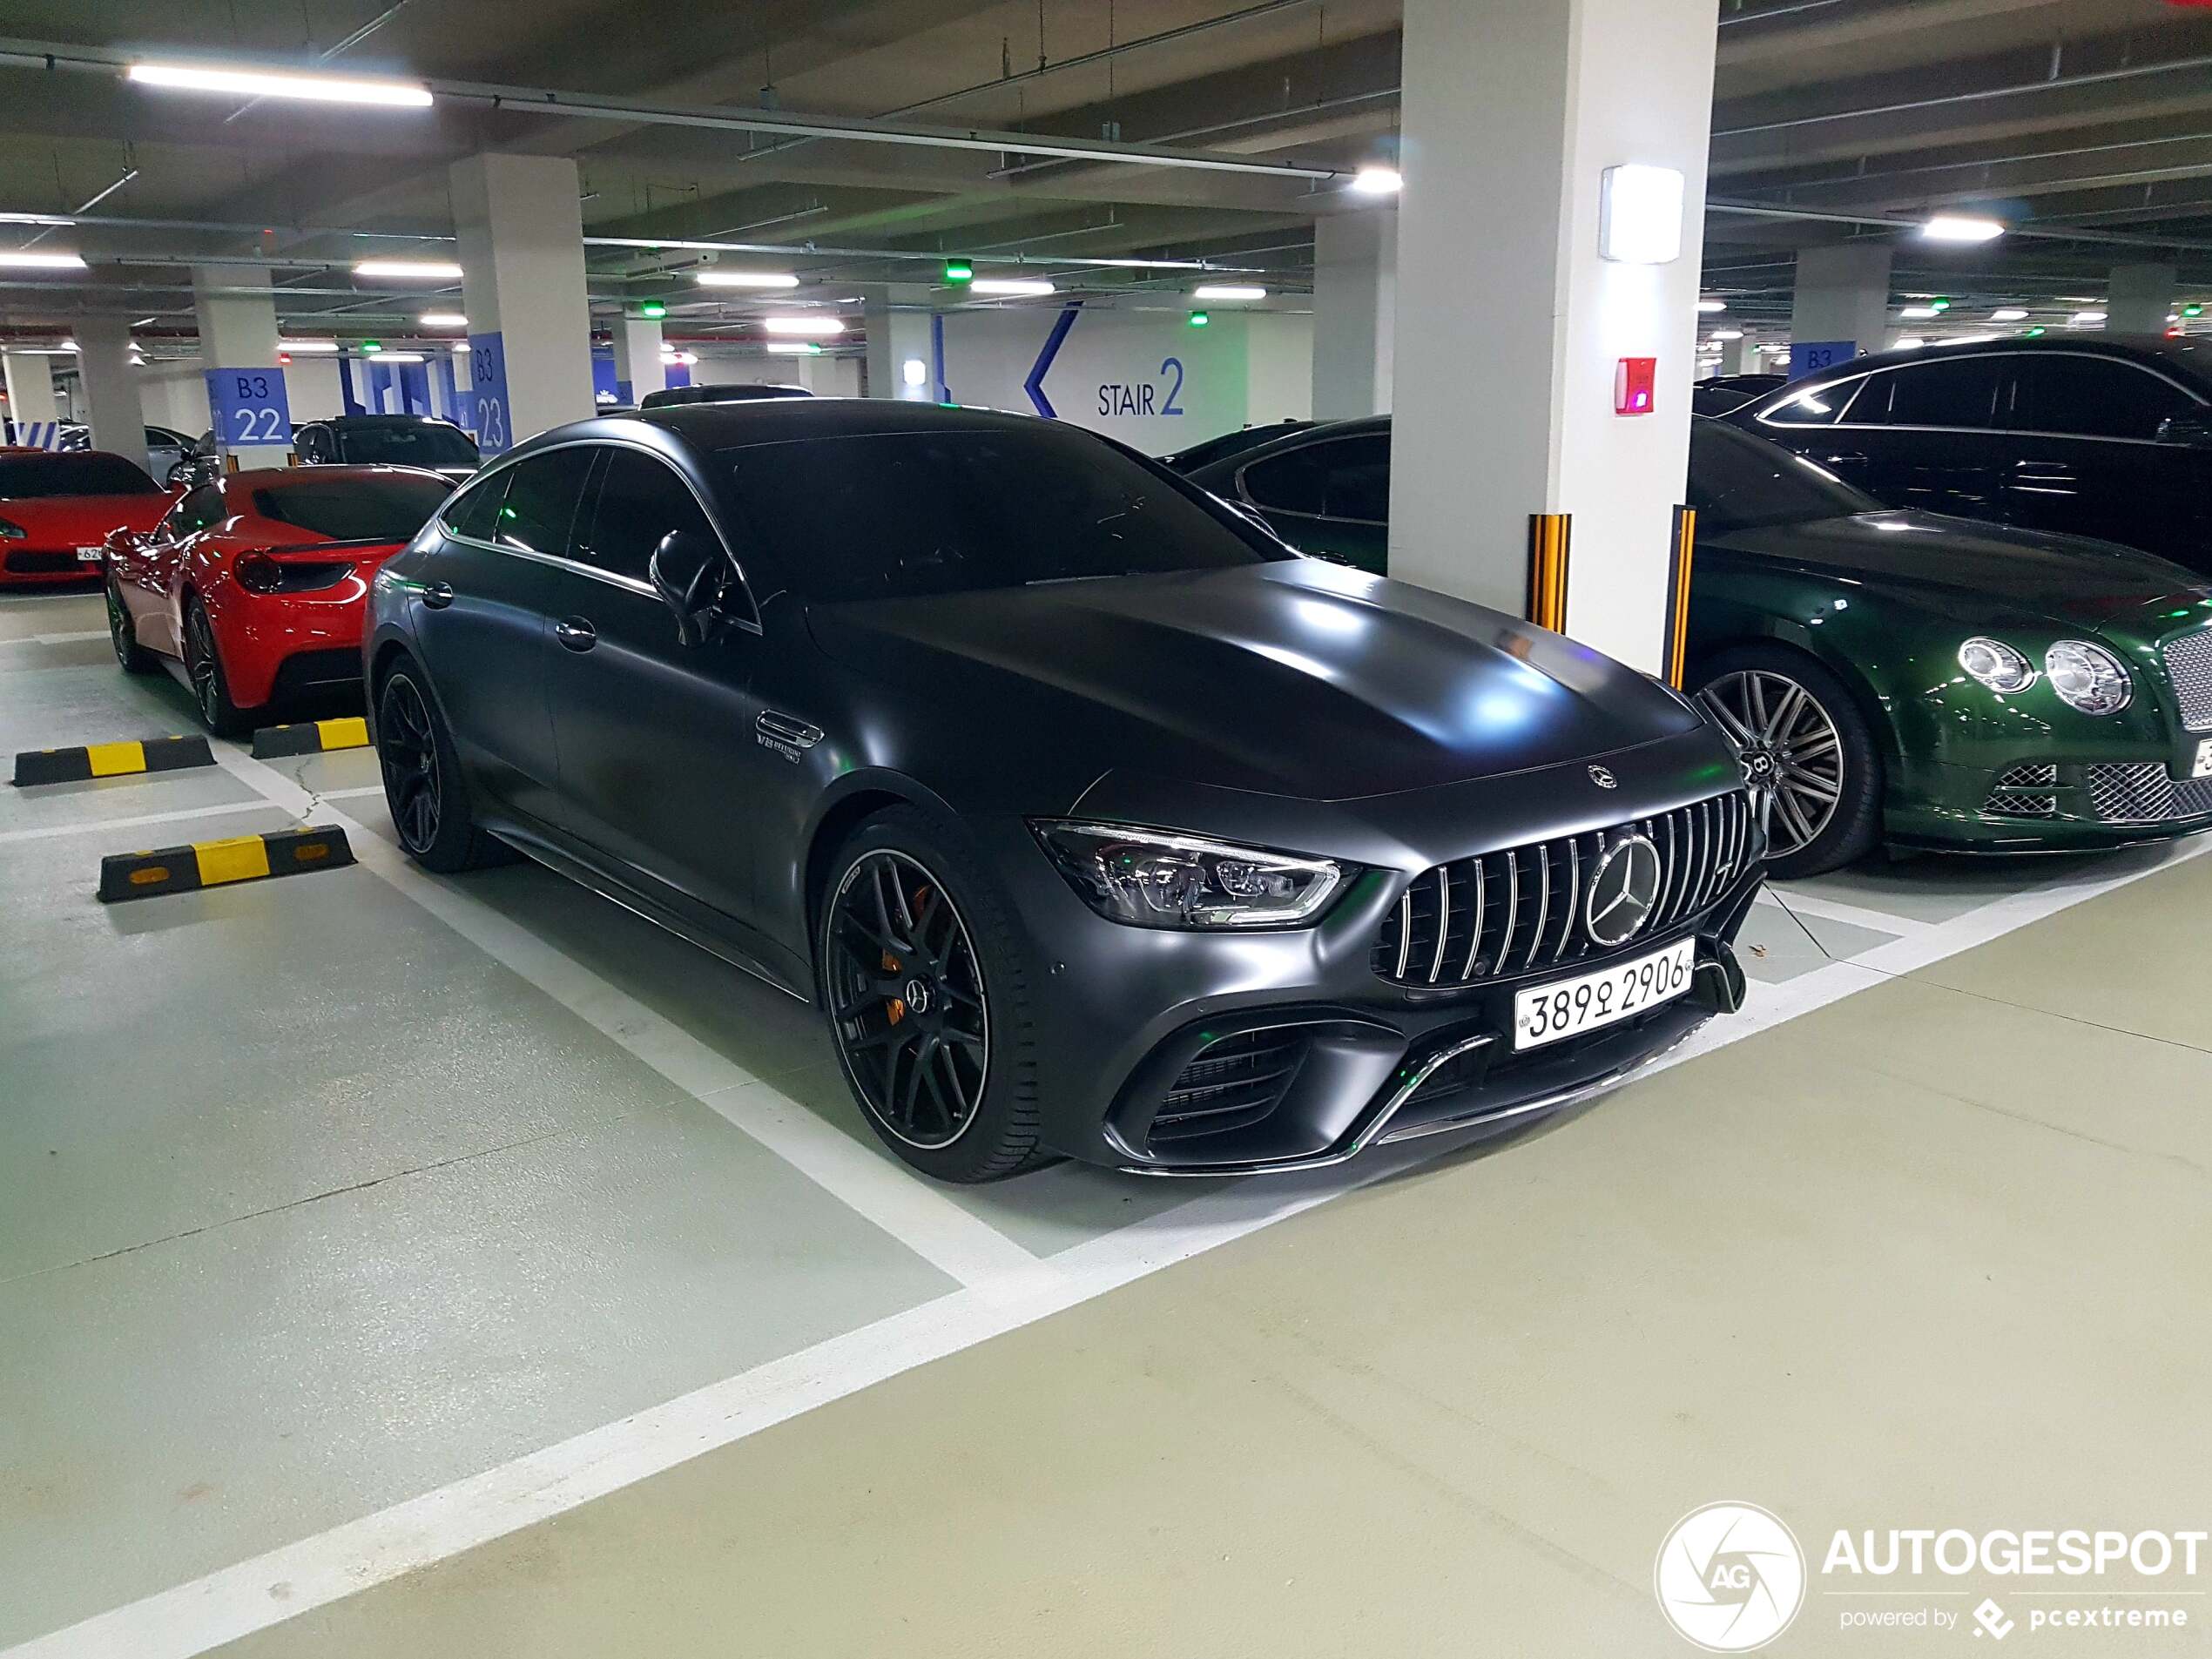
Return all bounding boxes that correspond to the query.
[4,585,2208,1656]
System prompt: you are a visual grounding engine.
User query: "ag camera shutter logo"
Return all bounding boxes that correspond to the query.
[1655,1502,1807,1651]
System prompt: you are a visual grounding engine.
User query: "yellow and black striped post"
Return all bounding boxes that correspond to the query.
[12,735,216,787]
[1526,513,1573,633]
[1663,504,1697,689]
[98,824,355,903]
[249,717,371,759]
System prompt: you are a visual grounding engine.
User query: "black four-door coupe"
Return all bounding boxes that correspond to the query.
[366,402,1760,1182]
[1729,335,2212,575]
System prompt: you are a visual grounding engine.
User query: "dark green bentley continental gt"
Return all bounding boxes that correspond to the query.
[1184,416,2212,878]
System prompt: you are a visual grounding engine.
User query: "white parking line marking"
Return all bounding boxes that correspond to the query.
[11,797,2212,1658]
[0,785,383,848]
[197,743,1050,1296]
[0,628,109,647]
[1759,886,1933,936]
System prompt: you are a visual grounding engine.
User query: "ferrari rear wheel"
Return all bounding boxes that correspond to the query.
[182,598,251,738]
[105,574,152,674]
[374,663,509,873]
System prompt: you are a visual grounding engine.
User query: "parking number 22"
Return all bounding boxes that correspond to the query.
[232,407,285,442]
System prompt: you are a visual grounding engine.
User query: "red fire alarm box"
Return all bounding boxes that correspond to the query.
[1615,356,1657,415]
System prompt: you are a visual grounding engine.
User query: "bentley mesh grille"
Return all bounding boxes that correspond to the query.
[1149,1028,1312,1148]
[2086,765,2212,825]
[1984,762,2059,819]
[1372,790,1756,989]
[2161,631,2212,732]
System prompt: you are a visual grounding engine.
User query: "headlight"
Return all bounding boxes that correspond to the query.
[1031,820,1345,929]
[2045,639,2131,715]
[1959,636,2036,694]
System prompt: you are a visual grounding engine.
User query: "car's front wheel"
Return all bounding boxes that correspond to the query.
[1696,645,1882,879]
[374,662,509,873]
[818,808,1043,1184]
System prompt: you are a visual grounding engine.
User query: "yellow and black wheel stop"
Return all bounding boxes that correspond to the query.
[98,824,356,903]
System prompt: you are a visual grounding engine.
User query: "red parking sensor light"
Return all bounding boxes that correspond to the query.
[1615,356,1657,416]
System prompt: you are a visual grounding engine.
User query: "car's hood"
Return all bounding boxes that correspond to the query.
[805,558,1704,802]
[1707,510,2208,636]
[0,494,169,543]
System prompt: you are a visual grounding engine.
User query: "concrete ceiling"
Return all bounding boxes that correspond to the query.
[0,0,2208,347]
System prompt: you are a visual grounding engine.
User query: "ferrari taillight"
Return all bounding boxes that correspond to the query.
[234,552,281,593]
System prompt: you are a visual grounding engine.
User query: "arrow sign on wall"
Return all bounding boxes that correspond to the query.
[1023,304,1082,418]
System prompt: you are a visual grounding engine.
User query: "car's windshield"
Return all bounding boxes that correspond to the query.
[334,422,480,468]
[1688,419,1879,533]
[722,425,1287,601]
[252,474,452,541]
[0,453,162,498]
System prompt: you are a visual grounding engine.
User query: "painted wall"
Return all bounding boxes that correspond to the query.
[139,366,210,436]
[934,305,1312,455]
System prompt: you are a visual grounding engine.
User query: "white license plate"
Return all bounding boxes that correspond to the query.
[74,546,103,562]
[2194,738,2212,780]
[1513,937,1698,1051]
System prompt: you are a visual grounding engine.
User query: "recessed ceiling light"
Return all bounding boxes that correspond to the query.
[695,270,799,289]
[277,339,341,353]
[2071,310,2107,325]
[354,259,463,280]
[765,341,822,354]
[1697,300,1728,314]
[1349,165,1402,196]
[762,315,846,337]
[127,62,433,107]
[369,351,426,362]
[970,278,1055,297]
[0,251,88,271]
[417,311,468,327]
[1920,214,2006,243]
[1709,328,1745,341]
[1192,284,1267,301]
[1898,306,1941,320]
[1989,308,2028,322]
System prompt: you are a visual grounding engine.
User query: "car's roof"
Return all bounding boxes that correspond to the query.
[1788,331,2211,386]
[226,463,452,489]
[319,413,471,428]
[524,397,1060,458]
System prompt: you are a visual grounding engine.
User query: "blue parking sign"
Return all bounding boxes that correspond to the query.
[1788,340,1857,382]
[206,368,293,448]
[467,331,512,455]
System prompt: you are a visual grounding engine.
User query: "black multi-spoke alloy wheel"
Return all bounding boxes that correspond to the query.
[105,574,152,674]
[1696,644,1882,880]
[819,808,1042,1183]
[182,597,250,737]
[374,661,509,873]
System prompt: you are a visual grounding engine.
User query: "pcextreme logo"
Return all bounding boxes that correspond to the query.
[1655,1501,1809,1652]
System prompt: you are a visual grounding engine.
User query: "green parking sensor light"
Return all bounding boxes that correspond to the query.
[361,340,382,354]
[1188,310,1211,327]
[944,259,974,285]
[640,300,667,320]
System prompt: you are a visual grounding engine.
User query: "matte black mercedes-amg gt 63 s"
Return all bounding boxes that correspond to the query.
[366,403,1761,1182]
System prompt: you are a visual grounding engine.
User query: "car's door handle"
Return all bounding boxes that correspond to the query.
[421,580,455,610]
[555,617,597,652]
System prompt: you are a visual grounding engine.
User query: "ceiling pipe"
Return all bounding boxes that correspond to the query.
[1707,197,2212,253]
[1727,127,2212,197]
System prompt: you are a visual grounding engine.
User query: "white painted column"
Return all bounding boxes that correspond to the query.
[2107,262,2176,336]
[611,313,665,402]
[1790,245,1892,359]
[193,264,287,468]
[3,350,61,438]
[1311,209,1395,421]
[862,286,938,401]
[1720,332,1757,374]
[75,318,147,474]
[1391,0,1717,671]
[449,153,595,452]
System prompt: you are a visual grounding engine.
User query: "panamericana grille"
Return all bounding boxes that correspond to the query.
[1372,791,1756,989]
[2161,631,2212,732]
[1150,1028,1312,1147]
[2086,764,2212,825]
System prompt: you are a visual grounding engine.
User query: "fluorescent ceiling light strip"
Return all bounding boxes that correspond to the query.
[277,339,341,353]
[695,270,800,289]
[1192,284,1266,300]
[417,311,468,327]
[127,62,432,107]
[969,278,1055,296]
[1920,214,2005,243]
[761,315,846,336]
[0,250,88,270]
[765,341,821,354]
[354,259,464,280]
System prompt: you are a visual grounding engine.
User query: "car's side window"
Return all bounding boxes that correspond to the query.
[1758,381,1855,426]
[1238,445,1328,516]
[2004,356,2201,442]
[442,470,509,542]
[1856,356,2003,429]
[1316,434,1392,522]
[492,449,594,559]
[581,448,719,583]
[175,485,226,536]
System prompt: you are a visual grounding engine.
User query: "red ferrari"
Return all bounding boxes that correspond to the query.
[105,465,452,735]
[0,449,172,586]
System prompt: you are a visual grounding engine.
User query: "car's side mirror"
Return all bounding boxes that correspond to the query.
[165,462,192,490]
[648,529,735,648]
[2156,412,2212,449]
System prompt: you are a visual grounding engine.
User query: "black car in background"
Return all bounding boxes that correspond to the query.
[294,415,481,482]
[367,402,1759,1182]
[638,383,813,408]
[1159,419,1312,473]
[1692,374,1786,418]
[1729,335,2212,574]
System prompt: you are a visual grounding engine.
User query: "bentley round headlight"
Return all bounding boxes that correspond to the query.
[1031,820,1345,929]
[1958,637,2036,694]
[2045,639,2131,716]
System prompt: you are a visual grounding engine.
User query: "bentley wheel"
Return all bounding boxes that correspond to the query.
[182,599,250,737]
[1696,645,1882,880]
[374,661,509,873]
[105,575,152,674]
[819,809,1042,1184]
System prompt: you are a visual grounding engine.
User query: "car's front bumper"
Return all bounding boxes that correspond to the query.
[1886,755,2212,854]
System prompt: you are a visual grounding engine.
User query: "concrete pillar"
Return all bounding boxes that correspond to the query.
[3,350,61,439]
[1720,332,1757,374]
[1391,0,1717,671]
[2107,263,2176,336]
[862,286,938,401]
[611,314,665,403]
[75,319,146,474]
[193,264,287,468]
[1790,245,1892,361]
[450,153,595,453]
[1311,209,1396,421]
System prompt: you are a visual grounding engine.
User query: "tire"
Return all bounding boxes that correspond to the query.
[374,661,511,873]
[182,597,252,737]
[105,574,153,674]
[817,806,1044,1184]
[1696,644,1883,880]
